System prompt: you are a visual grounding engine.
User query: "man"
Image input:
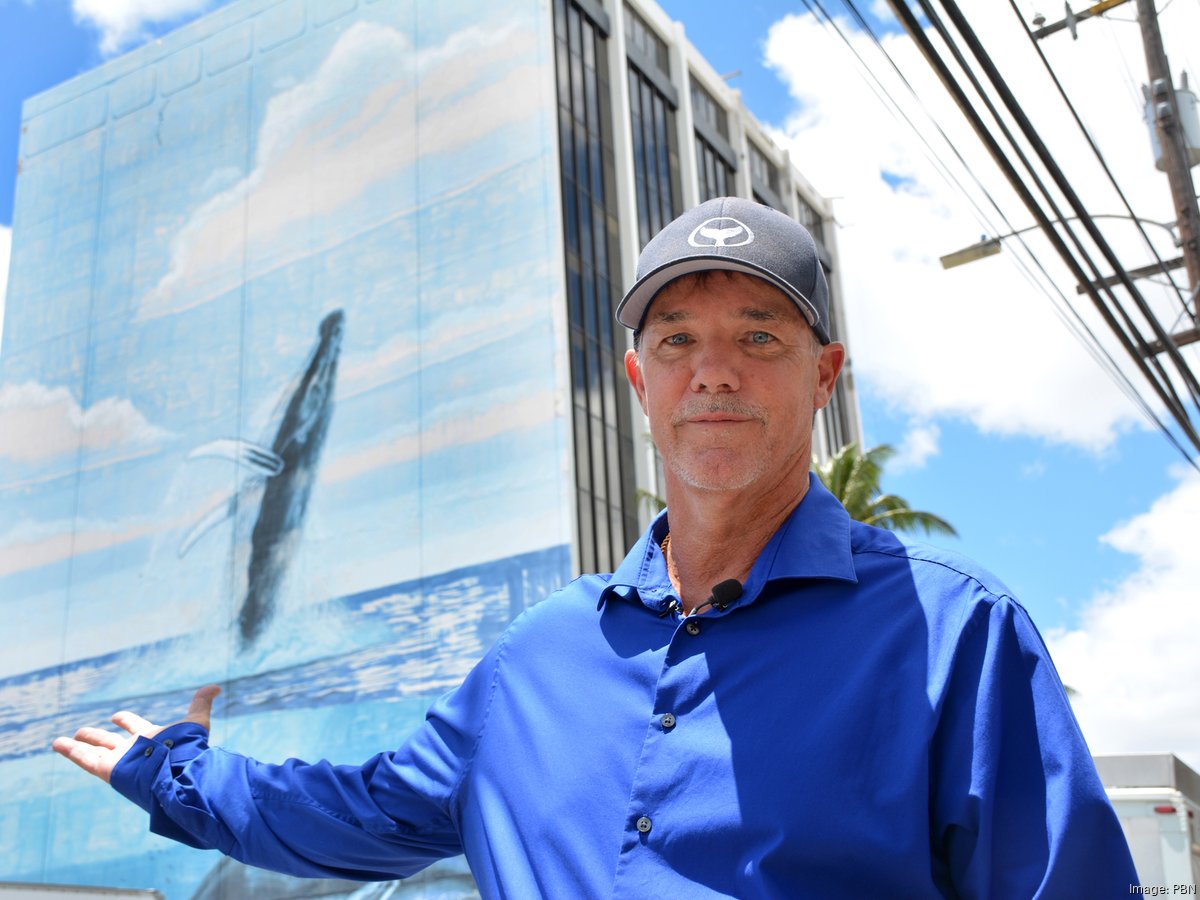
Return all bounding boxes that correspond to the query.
[55,197,1136,897]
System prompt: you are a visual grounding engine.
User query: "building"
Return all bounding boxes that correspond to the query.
[0,0,859,896]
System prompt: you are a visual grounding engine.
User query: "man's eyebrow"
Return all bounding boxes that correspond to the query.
[739,306,784,322]
[648,305,790,326]
[647,309,690,326]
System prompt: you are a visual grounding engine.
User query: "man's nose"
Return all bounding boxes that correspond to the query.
[689,342,740,393]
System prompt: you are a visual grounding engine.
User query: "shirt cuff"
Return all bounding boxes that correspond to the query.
[110,721,210,813]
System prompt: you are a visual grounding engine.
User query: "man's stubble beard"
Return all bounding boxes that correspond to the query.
[662,396,773,494]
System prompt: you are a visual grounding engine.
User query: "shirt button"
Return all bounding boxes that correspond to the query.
[143,747,153,757]
[661,713,676,730]
[636,816,653,834]
[685,620,701,636]
[163,739,174,749]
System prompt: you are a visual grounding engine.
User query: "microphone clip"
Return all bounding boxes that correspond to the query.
[679,579,745,618]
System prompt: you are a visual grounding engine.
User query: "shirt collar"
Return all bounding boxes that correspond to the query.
[599,472,858,613]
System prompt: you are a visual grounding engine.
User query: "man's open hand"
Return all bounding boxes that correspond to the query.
[51,684,221,783]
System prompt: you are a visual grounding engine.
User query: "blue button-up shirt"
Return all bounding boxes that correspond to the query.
[112,476,1136,897]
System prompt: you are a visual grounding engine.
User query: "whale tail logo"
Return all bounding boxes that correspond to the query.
[688,217,754,248]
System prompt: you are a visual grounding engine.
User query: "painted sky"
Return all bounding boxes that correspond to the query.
[1,0,1198,769]
[0,0,571,679]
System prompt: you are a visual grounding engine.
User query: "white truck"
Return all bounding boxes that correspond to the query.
[1095,753,1200,891]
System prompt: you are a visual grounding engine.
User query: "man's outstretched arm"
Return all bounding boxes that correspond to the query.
[47,659,498,881]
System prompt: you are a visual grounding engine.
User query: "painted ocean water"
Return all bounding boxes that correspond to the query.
[0,544,571,898]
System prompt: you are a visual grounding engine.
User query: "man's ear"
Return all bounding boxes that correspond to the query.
[812,342,846,410]
[625,349,648,415]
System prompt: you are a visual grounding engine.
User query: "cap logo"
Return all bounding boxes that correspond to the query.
[688,217,754,248]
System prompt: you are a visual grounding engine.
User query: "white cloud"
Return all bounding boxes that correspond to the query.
[763,6,1199,453]
[891,421,940,472]
[0,224,9,354]
[0,381,170,463]
[1046,468,1200,771]
[72,0,215,55]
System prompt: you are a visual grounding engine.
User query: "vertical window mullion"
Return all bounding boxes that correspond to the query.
[555,1,632,573]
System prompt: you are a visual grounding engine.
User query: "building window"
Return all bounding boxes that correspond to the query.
[694,135,733,203]
[749,141,782,209]
[817,383,851,458]
[690,79,735,203]
[554,0,639,573]
[624,5,669,75]
[690,79,728,139]
[796,192,825,246]
[627,65,681,247]
[624,6,680,248]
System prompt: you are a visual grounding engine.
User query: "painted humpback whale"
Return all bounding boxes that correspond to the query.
[180,310,344,647]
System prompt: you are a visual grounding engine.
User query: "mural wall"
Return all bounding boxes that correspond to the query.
[0,0,571,896]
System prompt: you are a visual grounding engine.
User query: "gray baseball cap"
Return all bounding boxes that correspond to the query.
[616,196,831,344]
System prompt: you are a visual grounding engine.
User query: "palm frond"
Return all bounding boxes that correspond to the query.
[816,443,956,538]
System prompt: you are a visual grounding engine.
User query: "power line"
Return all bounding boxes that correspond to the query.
[884,0,1200,461]
[922,0,1200,417]
[799,0,1020,237]
[828,0,1178,434]
[1007,0,1195,320]
[799,0,1191,454]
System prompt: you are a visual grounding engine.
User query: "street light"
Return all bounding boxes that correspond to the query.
[939,215,1180,270]
[939,236,1002,269]
[939,214,1197,351]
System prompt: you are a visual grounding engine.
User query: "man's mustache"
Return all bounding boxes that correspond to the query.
[670,396,766,427]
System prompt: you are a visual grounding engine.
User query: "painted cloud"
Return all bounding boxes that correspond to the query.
[0,381,170,464]
[138,19,546,321]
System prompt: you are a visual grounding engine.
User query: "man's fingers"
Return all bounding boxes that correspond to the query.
[72,725,123,750]
[109,684,221,738]
[185,684,221,730]
[112,710,158,738]
[54,685,222,786]
[52,736,116,783]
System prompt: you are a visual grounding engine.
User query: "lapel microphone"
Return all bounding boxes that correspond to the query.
[658,579,744,618]
[698,578,744,614]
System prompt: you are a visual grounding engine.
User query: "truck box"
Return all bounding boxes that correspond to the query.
[1095,753,1200,890]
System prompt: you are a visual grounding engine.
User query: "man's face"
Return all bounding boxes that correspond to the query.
[625,271,844,496]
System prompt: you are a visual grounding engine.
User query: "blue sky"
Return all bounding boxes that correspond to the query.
[1,0,1198,766]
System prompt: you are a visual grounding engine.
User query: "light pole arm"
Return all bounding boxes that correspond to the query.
[939,214,1179,269]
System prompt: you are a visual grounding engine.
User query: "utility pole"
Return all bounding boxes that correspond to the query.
[1031,0,1130,40]
[1136,0,1200,311]
[1036,0,1200,344]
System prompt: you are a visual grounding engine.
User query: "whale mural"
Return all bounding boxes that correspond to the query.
[0,0,573,897]
[181,310,345,646]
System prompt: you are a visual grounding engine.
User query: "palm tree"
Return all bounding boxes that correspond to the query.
[814,443,958,538]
